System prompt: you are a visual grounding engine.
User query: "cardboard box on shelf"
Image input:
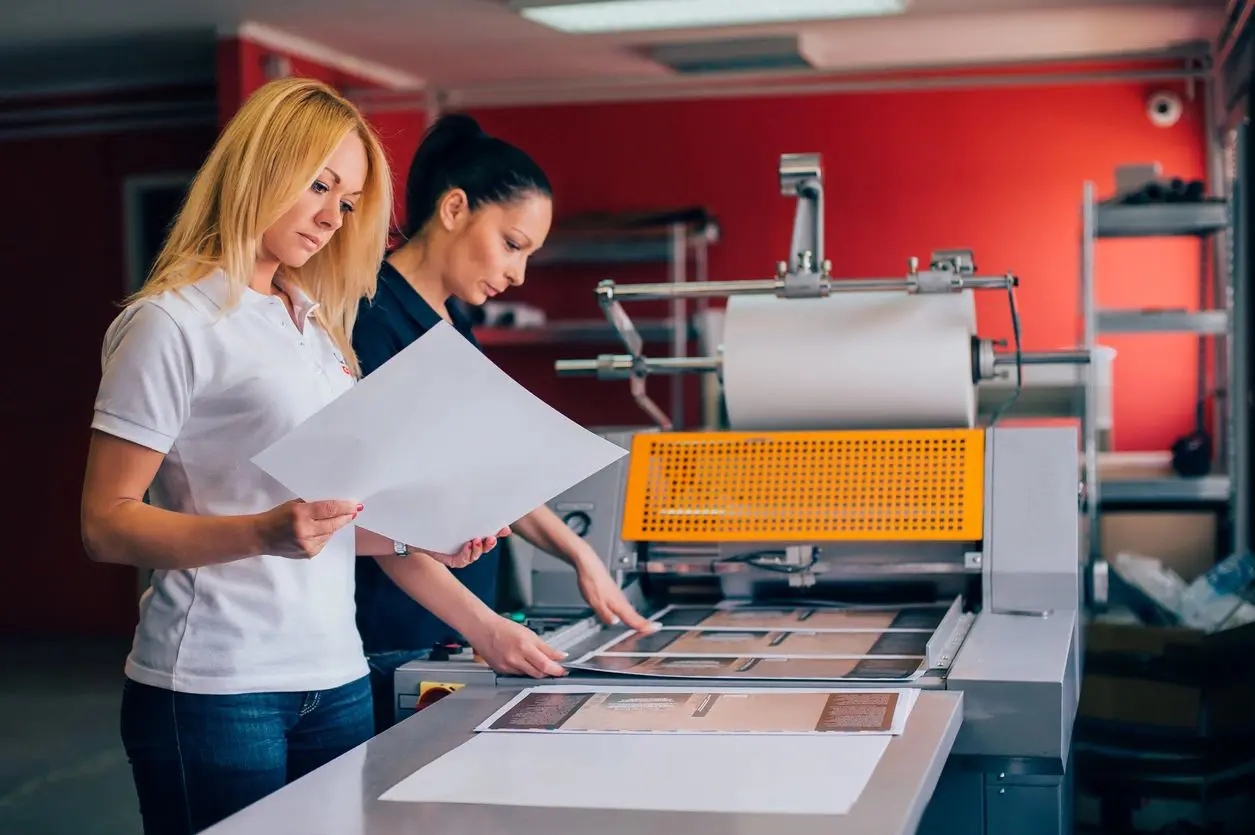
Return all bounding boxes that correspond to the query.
[1079,448,1222,583]
[1080,611,1255,736]
[1078,483,1242,735]
[1101,511,1218,583]
[1095,450,1176,481]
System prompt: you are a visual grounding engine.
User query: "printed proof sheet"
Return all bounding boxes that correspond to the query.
[596,626,931,658]
[379,685,915,815]
[475,685,917,736]
[563,602,949,681]
[565,654,926,681]
[653,602,951,632]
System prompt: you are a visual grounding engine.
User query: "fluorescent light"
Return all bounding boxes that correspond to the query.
[514,0,909,34]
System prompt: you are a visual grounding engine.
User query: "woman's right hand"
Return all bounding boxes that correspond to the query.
[256,499,361,559]
[467,615,569,678]
[414,526,511,569]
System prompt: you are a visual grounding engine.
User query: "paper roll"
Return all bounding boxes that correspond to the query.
[721,291,978,431]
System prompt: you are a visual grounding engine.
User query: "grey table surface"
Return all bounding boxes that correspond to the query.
[203,685,963,835]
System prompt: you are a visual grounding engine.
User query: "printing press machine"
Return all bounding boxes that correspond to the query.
[384,154,1093,835]
[202,153,1092,835]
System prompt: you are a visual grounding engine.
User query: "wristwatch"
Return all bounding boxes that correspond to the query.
[393,540,409,558]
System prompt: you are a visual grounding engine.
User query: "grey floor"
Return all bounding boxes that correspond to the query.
[1,637,141,835]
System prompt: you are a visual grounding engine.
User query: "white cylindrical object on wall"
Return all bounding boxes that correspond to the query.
[1146,90,1183,128]
[721,290,979,431]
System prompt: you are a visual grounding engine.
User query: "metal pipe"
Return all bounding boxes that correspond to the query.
[1081,182,1101,564]
[0,75,212,100]
[559,347,1089,378]
[1215,0,1253,74]
[669,221,687,430]
[555,355,722,377]
[0,113,218,142]
[0,99,215,126]
[1231,120,1250,563]
[446,64,1210,110]
[1204,70,1230,484]
[599,279,779,301]
[598,274,1015,303]
[994,350,1091,366]
[553,359,602,376]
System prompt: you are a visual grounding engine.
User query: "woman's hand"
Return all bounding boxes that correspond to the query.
[255,499,361,559]
[466,614,568,678]
[577,559,657,632]
[413,526,511,569]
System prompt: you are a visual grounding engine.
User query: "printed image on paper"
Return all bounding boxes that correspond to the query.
[601,627,930,658]
[481,689,904,735]
[565,654,925,681]
[655,604,949,632]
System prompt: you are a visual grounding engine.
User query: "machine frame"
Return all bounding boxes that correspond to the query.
[392,152,1090,835]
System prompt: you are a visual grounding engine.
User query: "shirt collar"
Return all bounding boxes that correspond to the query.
[377,260,473,336]
[195,269,321,329]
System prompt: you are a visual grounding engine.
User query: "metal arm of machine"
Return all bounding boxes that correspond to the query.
[591,258,1017,305]
[780,152,823,273]
[555,349,1090,381]
[584,258,1029,426]
[562,151,1091,428]
[555,355,723,379]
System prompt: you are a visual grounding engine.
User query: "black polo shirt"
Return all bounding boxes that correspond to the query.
[352,261,501,654]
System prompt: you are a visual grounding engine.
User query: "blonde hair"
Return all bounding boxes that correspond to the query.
[132,76,392,375]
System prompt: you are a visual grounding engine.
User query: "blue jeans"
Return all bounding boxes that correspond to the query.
[119,675,373,835]
[366,650,428,733]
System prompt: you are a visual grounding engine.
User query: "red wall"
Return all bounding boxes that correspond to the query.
[0,55,1207,637]
[468,75,1208,453]
[0,42,427,638]
[0,90,220,637]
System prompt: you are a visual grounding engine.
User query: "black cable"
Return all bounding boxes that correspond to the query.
[718,550,818,574]
[990,279,1024,425]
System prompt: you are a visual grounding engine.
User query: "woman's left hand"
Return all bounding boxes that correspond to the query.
[576,559,657,632]
[415,526,510,569]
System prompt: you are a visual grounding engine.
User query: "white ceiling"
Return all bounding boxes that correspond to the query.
[0,0,1228,100]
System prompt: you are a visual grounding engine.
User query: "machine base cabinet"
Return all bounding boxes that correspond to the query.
[920,765,1073,835]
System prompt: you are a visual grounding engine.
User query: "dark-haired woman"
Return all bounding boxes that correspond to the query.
[352,113,653,732]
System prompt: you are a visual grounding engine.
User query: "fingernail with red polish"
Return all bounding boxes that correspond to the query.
[356,503,364,511]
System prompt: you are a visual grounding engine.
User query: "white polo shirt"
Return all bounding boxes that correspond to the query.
[92,269,369,694]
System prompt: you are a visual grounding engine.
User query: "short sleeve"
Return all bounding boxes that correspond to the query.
[91,302,195,454]
[352,298,403,378]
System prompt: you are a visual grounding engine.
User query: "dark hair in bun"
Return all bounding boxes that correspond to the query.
[401,113,552,238]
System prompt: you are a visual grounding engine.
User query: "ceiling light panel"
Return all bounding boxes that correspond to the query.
[513,0,910,34]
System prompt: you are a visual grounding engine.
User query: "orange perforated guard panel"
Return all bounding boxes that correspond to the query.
[622,429,985,543]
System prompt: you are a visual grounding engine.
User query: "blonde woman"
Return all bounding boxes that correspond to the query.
[80,78,537,835]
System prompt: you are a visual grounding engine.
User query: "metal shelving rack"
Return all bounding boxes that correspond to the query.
[472,212,719,429]
[1079,185,1234,563]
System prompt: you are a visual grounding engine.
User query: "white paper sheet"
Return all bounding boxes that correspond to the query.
[473,684,918,736]
[251,322,628,554]
[378,731,891,816]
